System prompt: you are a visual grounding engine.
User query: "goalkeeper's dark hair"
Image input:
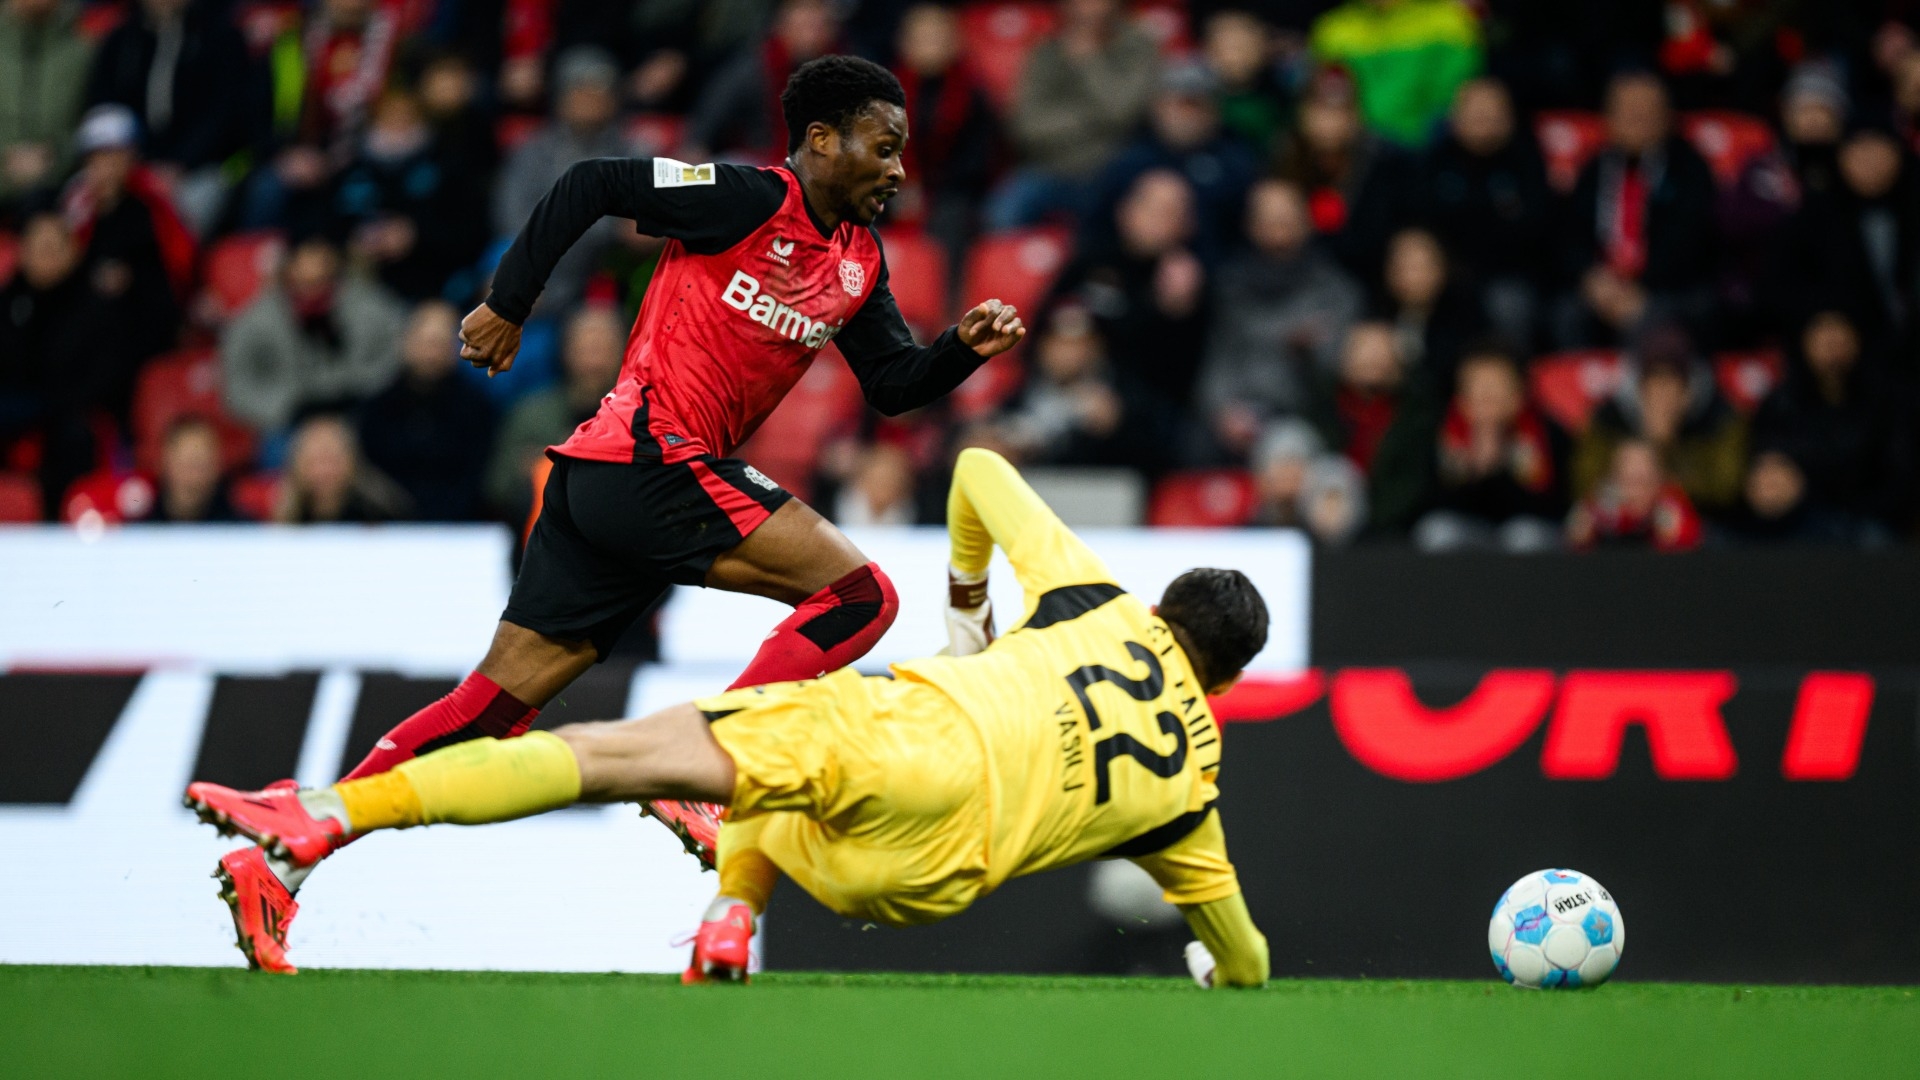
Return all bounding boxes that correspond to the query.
[781,55,907,153]
[1158,569,1269,689]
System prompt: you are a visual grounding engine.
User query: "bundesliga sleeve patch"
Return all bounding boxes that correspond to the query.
[653,158,716,188]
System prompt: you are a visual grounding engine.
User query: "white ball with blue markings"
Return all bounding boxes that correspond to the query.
[1487,869,1624,989]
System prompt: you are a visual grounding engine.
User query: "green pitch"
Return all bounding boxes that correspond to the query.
[2,966,1915,1080]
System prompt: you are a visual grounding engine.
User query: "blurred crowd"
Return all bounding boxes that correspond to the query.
[1,0,1916,550]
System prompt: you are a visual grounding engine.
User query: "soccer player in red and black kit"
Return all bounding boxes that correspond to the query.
[189,56,1026,973]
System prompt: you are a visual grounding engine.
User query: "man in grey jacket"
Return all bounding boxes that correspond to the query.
[491,47,633,315]
[987,0,1159,229]
[220,233,405,435]
[1197,178,1364,459]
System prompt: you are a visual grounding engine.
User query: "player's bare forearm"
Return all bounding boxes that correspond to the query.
[957,298,1026,359]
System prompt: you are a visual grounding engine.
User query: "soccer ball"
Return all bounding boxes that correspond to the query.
[1487,868,1624,989]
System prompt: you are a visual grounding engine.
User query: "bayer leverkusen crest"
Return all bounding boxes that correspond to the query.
[838,259,865,297]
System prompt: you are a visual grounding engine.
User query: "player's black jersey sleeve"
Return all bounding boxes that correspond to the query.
[486,159,786,323]
[837,240,985,417]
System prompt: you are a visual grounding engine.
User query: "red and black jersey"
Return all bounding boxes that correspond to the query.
[486,158,981,465]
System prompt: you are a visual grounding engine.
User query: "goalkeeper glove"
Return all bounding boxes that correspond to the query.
[1184,941,1217,989]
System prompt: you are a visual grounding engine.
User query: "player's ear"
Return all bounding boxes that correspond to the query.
[806,120,838,157]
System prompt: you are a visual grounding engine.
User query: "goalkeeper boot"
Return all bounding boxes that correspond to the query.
[214,845,300,974]
[642,800,722,871]
[185,780,347,867]
[682,899,754,984]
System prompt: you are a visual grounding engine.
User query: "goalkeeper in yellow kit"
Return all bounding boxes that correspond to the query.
[184,448,1272,987]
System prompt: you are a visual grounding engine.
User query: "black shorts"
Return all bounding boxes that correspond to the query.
[502,452,793,659]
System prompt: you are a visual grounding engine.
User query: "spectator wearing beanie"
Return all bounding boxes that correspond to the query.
[492,45,633,315]
[60,104,192,364]
[686,0,841,161]
[83,0,250,233]
[1092,60,1260,265]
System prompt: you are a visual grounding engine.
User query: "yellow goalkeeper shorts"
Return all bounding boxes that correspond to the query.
[697,668,990,927]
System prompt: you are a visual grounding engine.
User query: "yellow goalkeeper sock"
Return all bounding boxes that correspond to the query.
[332,770,424,833]
[332,732,582,833]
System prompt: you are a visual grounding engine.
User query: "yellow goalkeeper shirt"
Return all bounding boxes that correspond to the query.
[891,450,1239,906]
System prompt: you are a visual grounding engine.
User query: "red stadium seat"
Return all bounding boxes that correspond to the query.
[1147,469,1259,527]
[61,470,155,525]
[957,2,1058,109]
[1534,110,1607,193]
[959,225,1070,328]
[228,472,281,522]
[876,230,950,334]
[76,2,125,39]
[1528,349,1627,434]
[735,345,867,500]
[1681,110,1778,187]
[0,472,40,523]
[0,230,17,288]
[494,114,545,154]
[1713,349,1784,415]
[131,349,258,474]
[198,230,285,323]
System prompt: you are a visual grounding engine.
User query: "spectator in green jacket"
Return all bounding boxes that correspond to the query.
[1309,0,1482,146]
[0,0,91,202]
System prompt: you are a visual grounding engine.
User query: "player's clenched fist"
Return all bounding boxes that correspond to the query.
[460,302,525,377]
[958,298,1026,358]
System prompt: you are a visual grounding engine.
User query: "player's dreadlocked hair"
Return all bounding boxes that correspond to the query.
[1157,569,1269,690]
[781,55,907,153]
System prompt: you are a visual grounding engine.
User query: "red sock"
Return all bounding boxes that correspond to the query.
[342,672,539,780]
[728,563,899,690]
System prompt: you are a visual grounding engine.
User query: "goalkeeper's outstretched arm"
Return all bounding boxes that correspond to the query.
[943,449,1115,653]
[1130,810,1269,988]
